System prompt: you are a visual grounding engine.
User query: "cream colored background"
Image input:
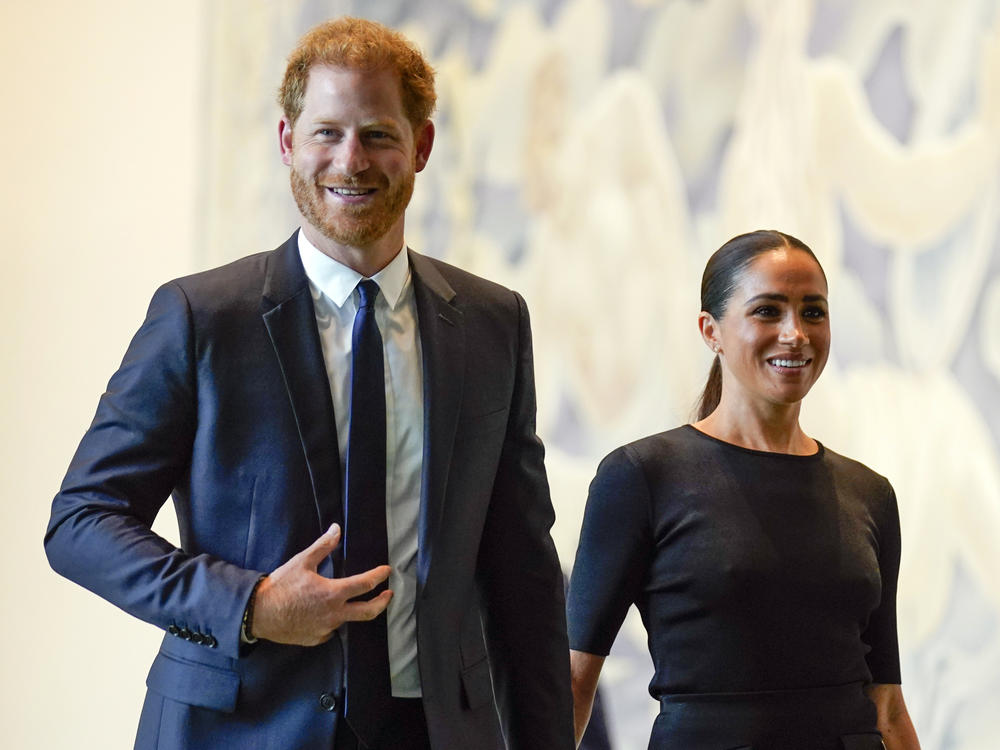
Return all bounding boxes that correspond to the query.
[1,2,196,748]
[4,1,1000,748]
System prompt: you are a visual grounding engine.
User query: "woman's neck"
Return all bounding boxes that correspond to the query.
[693,396,817,455]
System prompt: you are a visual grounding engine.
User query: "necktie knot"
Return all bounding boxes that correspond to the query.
[357,279,380,309]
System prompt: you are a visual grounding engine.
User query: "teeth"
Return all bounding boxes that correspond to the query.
[330,187,369,195]
[770,359,807,367]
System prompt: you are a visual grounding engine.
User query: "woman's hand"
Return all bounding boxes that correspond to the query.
[865,683,921,750]
[570,649,606,748]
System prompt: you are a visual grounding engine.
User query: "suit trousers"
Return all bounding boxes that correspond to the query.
[335,697,431,750]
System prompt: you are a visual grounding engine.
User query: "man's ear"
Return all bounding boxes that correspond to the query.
[413,120,435,173]
[279,117,294,166]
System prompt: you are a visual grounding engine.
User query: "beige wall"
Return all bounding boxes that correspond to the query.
[0,1,200,746]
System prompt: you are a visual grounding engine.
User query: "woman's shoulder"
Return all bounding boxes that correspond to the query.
[820,444,896,498]
[613,424,702,461]
[587,427,699,507]
[595,425,711,482]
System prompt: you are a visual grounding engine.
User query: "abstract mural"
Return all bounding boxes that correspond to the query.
[204,1,1000,746]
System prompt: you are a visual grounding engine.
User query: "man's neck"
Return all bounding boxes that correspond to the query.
[301,223,405,278]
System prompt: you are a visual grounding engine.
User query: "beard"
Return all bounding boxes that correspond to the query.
[290,164,414,248]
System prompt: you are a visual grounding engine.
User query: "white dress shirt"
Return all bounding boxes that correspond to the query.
[298,231,424,697]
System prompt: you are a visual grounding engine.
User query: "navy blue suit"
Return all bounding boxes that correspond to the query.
[45,234,573,749]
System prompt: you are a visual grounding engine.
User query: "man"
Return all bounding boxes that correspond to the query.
[45,17,573,750]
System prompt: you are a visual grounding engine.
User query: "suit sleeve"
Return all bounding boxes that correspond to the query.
[44,281,263,658]
[475,291,574,750]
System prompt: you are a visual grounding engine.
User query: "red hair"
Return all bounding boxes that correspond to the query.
[279,17,436,128]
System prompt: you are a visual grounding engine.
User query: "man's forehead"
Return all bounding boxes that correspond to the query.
[301,64,404,107]
[305,62,401,87]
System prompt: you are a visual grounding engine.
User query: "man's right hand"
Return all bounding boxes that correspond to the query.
[250,523,392,646]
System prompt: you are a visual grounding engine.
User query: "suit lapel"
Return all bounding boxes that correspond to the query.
[260,235,343,556]
[409,250,464,588]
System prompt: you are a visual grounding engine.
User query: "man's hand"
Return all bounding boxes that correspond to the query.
[250,523,392,646]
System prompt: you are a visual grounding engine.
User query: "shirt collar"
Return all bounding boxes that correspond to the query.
[297,230,410,310]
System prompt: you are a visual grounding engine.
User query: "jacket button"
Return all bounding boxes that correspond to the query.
[179,628,192,640]
[205,635,218,648]
[319,693,337,712]
[167,625,180,637]
[190,632,205,645]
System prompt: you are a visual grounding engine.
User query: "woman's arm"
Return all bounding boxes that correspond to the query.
[865,683,920,750]
[570,650,606,748]
[566,447,652,746]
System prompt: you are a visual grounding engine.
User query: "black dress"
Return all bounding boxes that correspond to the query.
[567,426,901,750]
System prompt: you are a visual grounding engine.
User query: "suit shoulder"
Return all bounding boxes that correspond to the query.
[167,249,273,300]
[415,253,519,304]
[160,231,304,316]
[146,236,299,330]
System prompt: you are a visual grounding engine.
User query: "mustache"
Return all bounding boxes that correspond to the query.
[319,174,388,188]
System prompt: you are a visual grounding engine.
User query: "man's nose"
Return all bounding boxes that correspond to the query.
[334,134,370,176]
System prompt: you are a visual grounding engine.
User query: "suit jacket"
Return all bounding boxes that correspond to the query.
[45,233,574,750]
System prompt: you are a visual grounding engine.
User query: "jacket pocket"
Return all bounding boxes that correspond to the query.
[146,651,240,713]
[456,406,508,437]
[460,657,494,711]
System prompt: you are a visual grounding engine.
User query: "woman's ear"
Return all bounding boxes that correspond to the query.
[698,311,721,355]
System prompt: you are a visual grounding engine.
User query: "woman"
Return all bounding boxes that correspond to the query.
[566,231,920,750]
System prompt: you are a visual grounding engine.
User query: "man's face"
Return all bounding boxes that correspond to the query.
[280,64,433,254]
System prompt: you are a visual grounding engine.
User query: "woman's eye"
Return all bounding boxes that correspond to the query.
[753,305,779,317]
[803,306,827,320]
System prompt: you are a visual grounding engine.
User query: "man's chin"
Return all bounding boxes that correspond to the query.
[316,219,392,248]
[300,202,392,247]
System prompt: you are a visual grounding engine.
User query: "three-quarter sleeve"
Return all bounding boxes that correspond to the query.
[567,446,654,656]
[861,483,903,684]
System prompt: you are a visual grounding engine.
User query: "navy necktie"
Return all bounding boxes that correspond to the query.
[344,279,391,746]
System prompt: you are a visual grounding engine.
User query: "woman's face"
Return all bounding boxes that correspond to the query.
[708,248,830,410]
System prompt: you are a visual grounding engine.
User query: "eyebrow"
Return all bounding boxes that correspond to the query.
[360,120,403,131]
[310,118,403,131]
[744,293,828,304]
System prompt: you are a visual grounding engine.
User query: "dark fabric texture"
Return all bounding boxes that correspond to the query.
[335,698,431,750]
[567,424,902,747]
[45,233,573,750]
[651,683,881,749]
